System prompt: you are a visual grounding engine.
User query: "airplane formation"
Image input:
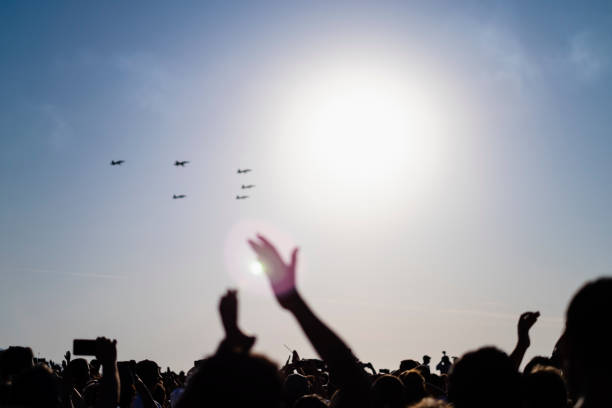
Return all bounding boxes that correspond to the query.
[236,169,255,200]
[110,160,256,201]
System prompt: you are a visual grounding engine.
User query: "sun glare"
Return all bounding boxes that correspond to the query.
[250,260,264,276]
[274,61,448,207]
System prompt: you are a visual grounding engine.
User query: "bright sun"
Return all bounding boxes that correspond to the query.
[275,61,447,205]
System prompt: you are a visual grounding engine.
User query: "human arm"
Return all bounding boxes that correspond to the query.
[509,311,540,371]
[94,337,119,408]
[248,234,367,391]
[216,289,256,354]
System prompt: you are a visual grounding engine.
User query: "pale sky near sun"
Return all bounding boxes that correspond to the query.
[2,1,612,371]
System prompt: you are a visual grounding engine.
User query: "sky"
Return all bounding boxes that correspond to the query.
[1,1,612,371]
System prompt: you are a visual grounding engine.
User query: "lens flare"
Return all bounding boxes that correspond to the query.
[250,261,264,276]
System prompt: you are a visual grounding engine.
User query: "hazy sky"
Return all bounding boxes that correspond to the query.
[2,1,612,371]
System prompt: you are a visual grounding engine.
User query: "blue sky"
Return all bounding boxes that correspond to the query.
[1,1,612,370]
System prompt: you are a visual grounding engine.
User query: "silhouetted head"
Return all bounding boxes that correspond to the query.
[284,373,310,406]
[67,358,90,390]
[136,359,161,389]
[409,397,451,408]
[370,374,405,408]
[428,373,446,394]
[11,364,60,407]
[413,364,430,379]
[448,346,520,408]
[422,355,431,365]
[399,369,426,405]
[523,355,555,375]
[294,393,329,408]
[522,366,568,408]
[399,359,419,372]
[562,277,612,401]
[175,352,282,408]
[89,359,101,377]
[0,346,34,380]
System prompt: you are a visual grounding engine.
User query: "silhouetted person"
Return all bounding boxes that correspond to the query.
[509,311,540,370]
[524,355,556,375]
[136,359,165,406]
[370,374,405,408]
[294,393,329,408]
[399,359,419,372]
[522,366,568,408]
[176,289,282,408]
[10,364,61,407]
[399,370,426,406]
[409,398,451,408]
[561,277,612,407]
[284,373,310,407]
[249,234,370,408]
[435,352,451,375]
[448,346,520,408]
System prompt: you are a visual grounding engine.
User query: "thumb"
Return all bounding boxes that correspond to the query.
[290,247,299,269]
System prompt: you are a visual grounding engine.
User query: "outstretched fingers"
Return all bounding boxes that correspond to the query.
[290,247,299,269]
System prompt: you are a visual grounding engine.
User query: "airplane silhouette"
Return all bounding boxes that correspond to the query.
[236,195,249,200]
[110,160,125,166]
[237,169,252,174]
[173,194,186,199]
[241,184,255,189]
[174,161,189,166]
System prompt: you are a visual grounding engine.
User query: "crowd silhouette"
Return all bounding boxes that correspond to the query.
[1,233,610,408]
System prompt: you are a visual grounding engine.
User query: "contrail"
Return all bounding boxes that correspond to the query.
[9,266,126,280]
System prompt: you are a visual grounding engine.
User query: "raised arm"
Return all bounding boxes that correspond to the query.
[248,234,367,390]
[509,311,540,371]
[216,289,256,354]
[94,337,119,408]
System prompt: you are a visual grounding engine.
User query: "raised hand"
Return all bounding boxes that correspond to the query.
[248,234,299,306]
[509,311,540,371]
[517,311,540,347]
[292,350,301,364]
[219,289,240,335]
[94,337,119,408]
[95,337,117,366]
[64,350,71,364]
[247,233,369,398]
[217,289,256,353]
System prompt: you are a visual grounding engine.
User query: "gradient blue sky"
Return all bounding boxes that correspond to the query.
[2,1,612,371]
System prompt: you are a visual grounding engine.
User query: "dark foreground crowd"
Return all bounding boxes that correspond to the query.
[1,234,610,408]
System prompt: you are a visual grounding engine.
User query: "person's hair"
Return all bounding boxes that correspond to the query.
[522,366,568,408]
[400,369,426,405]
[67,358,90,389]
[427,373,446,393]
[175,352,282,408]
[523,355,555,375]
[0,346,34,380]
[136,359,160,388]
[284,373,310,407]
[370,374,405,408]
[448,346,520,408]
[294,393,329,408]
[399,359,419,372]
[10,364,60,407]
[408,397,450,408]
[565,277,612,397]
